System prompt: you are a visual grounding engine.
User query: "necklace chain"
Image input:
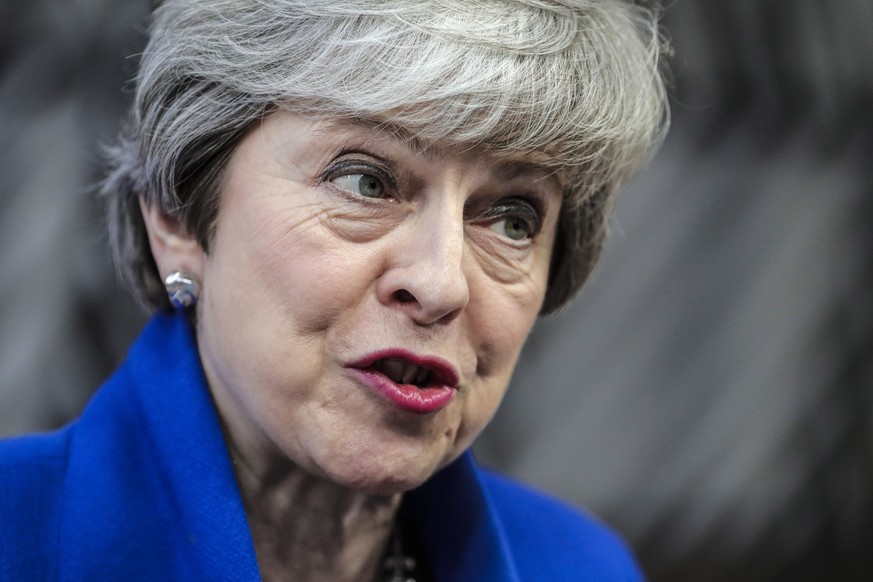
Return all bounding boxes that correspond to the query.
[381,524,418,582]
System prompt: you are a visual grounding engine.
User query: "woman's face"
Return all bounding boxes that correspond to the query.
[193,111,562,494]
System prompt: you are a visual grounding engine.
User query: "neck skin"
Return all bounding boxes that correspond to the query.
[223,438,402,582]
[228,438,401,582]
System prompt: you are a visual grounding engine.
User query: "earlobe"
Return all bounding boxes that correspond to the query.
[139,196,205,281]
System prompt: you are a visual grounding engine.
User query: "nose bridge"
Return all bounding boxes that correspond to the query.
[417,199,465,276]
[394,194,470,322]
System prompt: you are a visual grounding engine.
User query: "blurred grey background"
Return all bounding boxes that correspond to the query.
[1,1,871,581]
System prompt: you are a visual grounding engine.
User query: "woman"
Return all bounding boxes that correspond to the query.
[0,0,667,580]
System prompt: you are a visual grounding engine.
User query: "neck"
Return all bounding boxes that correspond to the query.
[231,445,401,582]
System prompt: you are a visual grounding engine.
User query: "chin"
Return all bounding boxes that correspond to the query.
[319,455,444,496]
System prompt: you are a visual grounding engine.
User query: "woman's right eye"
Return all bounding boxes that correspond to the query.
[330,173,387,199]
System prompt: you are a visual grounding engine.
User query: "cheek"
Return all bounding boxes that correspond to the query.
[455,290,541,445]
[199,203,343,389]
[222,204,373,332]
[468,258,547,378]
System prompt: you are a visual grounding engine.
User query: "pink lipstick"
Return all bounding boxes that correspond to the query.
[347,349,459,413]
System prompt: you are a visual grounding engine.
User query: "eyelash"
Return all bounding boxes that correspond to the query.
[322,158,397,200]
[477,197,544,242]
[322,156,545,241]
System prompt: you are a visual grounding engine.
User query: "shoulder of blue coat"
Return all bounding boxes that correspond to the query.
[0,428,71,492]
[0,429,71,580]
[478,468,645,581]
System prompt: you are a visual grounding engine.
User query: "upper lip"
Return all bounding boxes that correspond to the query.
[347,349,460,388]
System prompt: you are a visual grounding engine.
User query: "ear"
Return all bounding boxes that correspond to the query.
[139,197,205,281]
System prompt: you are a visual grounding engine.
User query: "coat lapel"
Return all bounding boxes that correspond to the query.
[60,312,260,581]
[407,452,521,582]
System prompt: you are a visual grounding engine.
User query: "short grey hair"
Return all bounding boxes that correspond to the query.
[103,0,669,314]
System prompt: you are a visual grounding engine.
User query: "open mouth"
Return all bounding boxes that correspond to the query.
[370,357,443,388]
[350,351,459,390]
[347,350,459,413]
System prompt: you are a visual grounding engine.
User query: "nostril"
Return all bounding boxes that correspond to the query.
[394,289,416,304]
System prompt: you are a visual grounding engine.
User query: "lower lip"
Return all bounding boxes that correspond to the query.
[349,369,455,413]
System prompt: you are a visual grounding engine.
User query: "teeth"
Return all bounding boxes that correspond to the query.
[376,358,428,386]
[381,359,405,383]
[401,362,417,384]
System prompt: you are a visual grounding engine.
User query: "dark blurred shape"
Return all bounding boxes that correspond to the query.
[630,4,873,580]
[0,0,148,435]
[479,2,873,581]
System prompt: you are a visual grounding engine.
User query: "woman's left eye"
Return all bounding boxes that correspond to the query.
[330,173,387,199]
[489,216,536,241]
[481,198,542,242]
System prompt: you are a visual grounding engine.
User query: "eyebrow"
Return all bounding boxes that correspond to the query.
[317,117,435,159]
[493,159,564,190]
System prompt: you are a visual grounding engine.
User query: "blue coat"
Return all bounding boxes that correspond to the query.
[0,312,643,581]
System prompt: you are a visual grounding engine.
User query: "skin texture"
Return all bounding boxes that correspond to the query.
[142,111,562,581]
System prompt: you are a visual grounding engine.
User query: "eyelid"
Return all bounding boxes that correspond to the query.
[476,196,545,237]
[322,154,398,189]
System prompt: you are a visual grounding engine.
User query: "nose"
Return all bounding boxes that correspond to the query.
[376,208,470,326]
